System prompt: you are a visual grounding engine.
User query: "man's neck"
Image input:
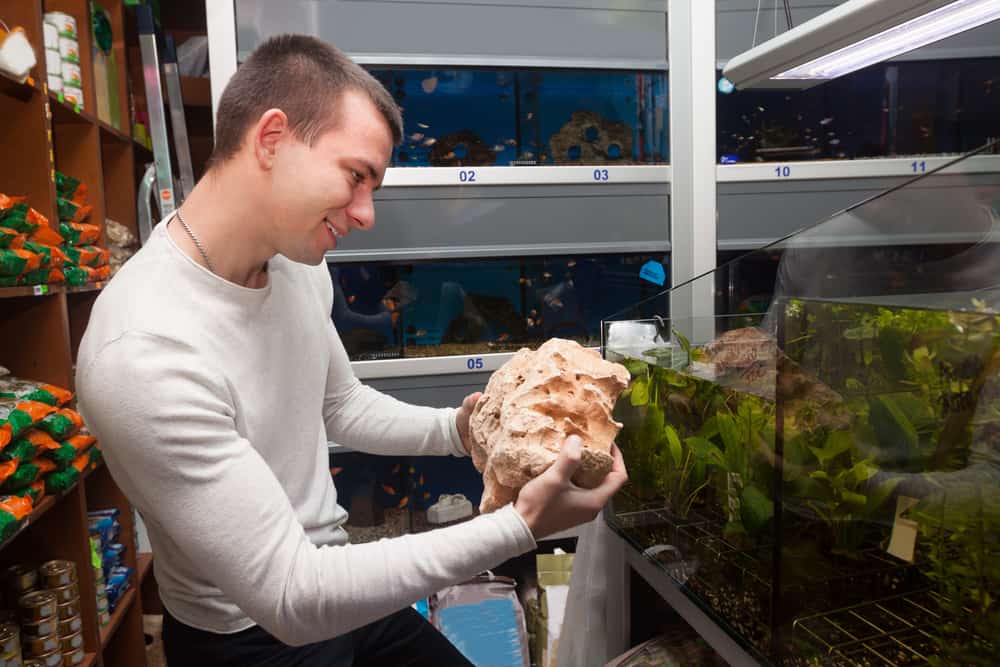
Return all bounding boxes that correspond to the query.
[167,162,275,288]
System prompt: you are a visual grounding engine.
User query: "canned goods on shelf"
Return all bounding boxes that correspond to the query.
[57,632,81,653]
[4,565,38,594]
[20,619,55,641]
[30,647,61,667]
[62,646,85,666]
[61,86,83,109]
[44,48,61,76]
[22,632,57,655]
[55,615,80,637]
[59,63,81,88]
[97,610,109,627]
[17,592,56,623]
[54,599,78,622]
[1,651,24,667]
[56,38,78,64]
[42,12,77,40]
[0,622,18,655]
[24,658,47,667]
[45,585,77,605]
[94,596,107,614]
[38,563,75,590]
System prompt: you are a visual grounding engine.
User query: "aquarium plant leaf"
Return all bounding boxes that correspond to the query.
[869,394,919,451]
[630,377,650,407]
[672,328,692,366]
[740,484,774,533]
[808,430,854,467]
[664,424,683,467]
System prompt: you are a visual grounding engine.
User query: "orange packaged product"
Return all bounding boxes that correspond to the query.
[28,225,65,246]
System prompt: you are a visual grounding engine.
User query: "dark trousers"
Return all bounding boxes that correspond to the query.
[162,606,474,667]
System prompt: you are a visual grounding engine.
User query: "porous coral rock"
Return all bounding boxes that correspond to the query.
[469,338,630,512]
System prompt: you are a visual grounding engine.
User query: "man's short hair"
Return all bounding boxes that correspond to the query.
[209,34,402,167]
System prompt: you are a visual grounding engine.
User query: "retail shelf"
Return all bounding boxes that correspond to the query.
[48,91,96,126]
[717,154,1000,183]
[351,350,518,380]
[100,585,137,648]
[137,553,153,584]
[65,282,107,294]
[0,70,39,101]
[81,652,98,667]
[621,533,763,667]
[0,284,64,299]
[328,240,670,265]
[381,165,670,188]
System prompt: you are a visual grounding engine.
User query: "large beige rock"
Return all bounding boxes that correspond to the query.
[469,338,630,513]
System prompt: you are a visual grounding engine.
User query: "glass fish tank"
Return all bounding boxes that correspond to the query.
[603,139,1000,665]
[330,252,669,362]
[717,57,1000,164]
[368,67,668,166]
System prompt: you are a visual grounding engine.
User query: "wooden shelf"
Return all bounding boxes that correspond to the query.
[180,76,211,107]
[0,70,39,101]
[0,284,64,299]
[66,282,108,294]
[99,584,137,648]
[81,653,98,667]
[137,552,153,584]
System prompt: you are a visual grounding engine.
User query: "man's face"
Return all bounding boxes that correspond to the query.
[268,89,394,265]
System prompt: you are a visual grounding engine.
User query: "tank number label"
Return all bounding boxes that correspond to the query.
[774,165,791,178]
[466,357,485,370]
[459,170,477,183]
[911,160,927,173]
[593,169,610,182]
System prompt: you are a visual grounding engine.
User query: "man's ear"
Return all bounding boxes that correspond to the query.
[253,109,289,169]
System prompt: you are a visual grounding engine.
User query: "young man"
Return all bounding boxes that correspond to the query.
[77,35,626,666]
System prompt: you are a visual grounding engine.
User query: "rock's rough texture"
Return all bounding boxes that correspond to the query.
[469,338,631,513]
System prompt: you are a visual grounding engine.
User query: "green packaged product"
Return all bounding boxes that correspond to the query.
[55,172,82,200]
[0,495,32,540]
[0,379,73,407]
[44,450,91,494]
[0,458,55,493]
[0,227,24,249]
[1,430,61,464]
[36,408,83,440]
[14,268,64,286]
[62,244,108,268]
[0,400,57,442]
[44,442,78,469]
[0,248,42,276]
[23,242,66,269]
[0,204,45,234]
[18,481,43,506]
[57,201,94,228]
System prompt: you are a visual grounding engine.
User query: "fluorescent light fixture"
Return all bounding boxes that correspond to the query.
[724,0,1000,89]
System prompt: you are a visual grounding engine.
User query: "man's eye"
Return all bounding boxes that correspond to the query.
[350,170,363,184]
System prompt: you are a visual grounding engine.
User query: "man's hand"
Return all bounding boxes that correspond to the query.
[456,392,482,455]
[514,436,628,540]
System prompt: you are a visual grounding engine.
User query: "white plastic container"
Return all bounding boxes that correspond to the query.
[427,494,474,524]
[60,62,81,88]
[42,21,59,50]
[46,74,62,93]
[43,11,77,39]
[61,85,83,108]
[44,48,61,77]
[57,37,79,65]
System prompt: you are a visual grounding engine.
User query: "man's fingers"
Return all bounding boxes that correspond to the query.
[546,435,583,483]
[591,444,628,500]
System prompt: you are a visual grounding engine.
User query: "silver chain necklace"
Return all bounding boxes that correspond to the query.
[174,209,215,274]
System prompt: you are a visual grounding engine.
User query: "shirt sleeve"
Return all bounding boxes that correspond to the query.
[77,331,535,646]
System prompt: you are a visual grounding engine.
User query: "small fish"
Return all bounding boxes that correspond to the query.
[540,154,548,162]
[382,484,397,495]
[497,333,510,342]
[347,295,357,304]
[567,260,576,267]
[530,309,538,317]
[493,144,506,152]
[757,106,765,112]
[410,132,425,141]
[421,76,438,94]
[506,138,517,146]
[829,138,841,146]
[398,497,410,509]
[392,464,401,473]
[546,297,564,309]
[423,492,431,500]
[526,112,534,120]
[329,467,343,476]
[415,329,427,337]
[419,475,425,485]
[409,466,416,474]
[542,272,553,279]
[519,277,533,286]
[820,117,834,126]
[827,131,836,137]
[443,151,456,160]
[418,123,430,129]
[521,151,534,159]
[423,138,437,146]
[526,317,535,327]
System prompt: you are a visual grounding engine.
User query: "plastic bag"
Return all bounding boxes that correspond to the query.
[35,408,82,440]
[0,494,33,540]
[24,242,67,269]
[105,219,136,247]
[0,377,74,407]
[28,225,65,246]
[44,429,94,469]
[0,248,42,276]
[2,430,62,464]
[20,480,44,505]
[0,204,47,234]
[57,199,93,226]
[0,457,56,493]
[55,172,87,205]
[0,400,57,441]
[64,264,108,286]
[0,268,65,287]
[44,449,91,494]
[62,244,108,268]
[0,227,25,249]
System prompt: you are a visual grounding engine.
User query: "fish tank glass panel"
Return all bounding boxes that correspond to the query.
[717,58,1000,164]
[368,67,669,166]
[330,253,669,361]
[604,139,1000,665]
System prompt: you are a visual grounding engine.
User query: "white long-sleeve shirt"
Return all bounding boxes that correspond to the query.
[76,222,535,645]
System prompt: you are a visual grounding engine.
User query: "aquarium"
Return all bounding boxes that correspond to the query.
[604,139,1000,665]
[368,67,669,167]
[717,58,1000,164]
[330,253,668,362]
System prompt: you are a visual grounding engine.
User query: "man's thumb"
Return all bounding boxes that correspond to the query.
[548,435,583,482]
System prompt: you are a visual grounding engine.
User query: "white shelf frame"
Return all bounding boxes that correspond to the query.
[380,165,671,187]
[718,154,1000,183]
